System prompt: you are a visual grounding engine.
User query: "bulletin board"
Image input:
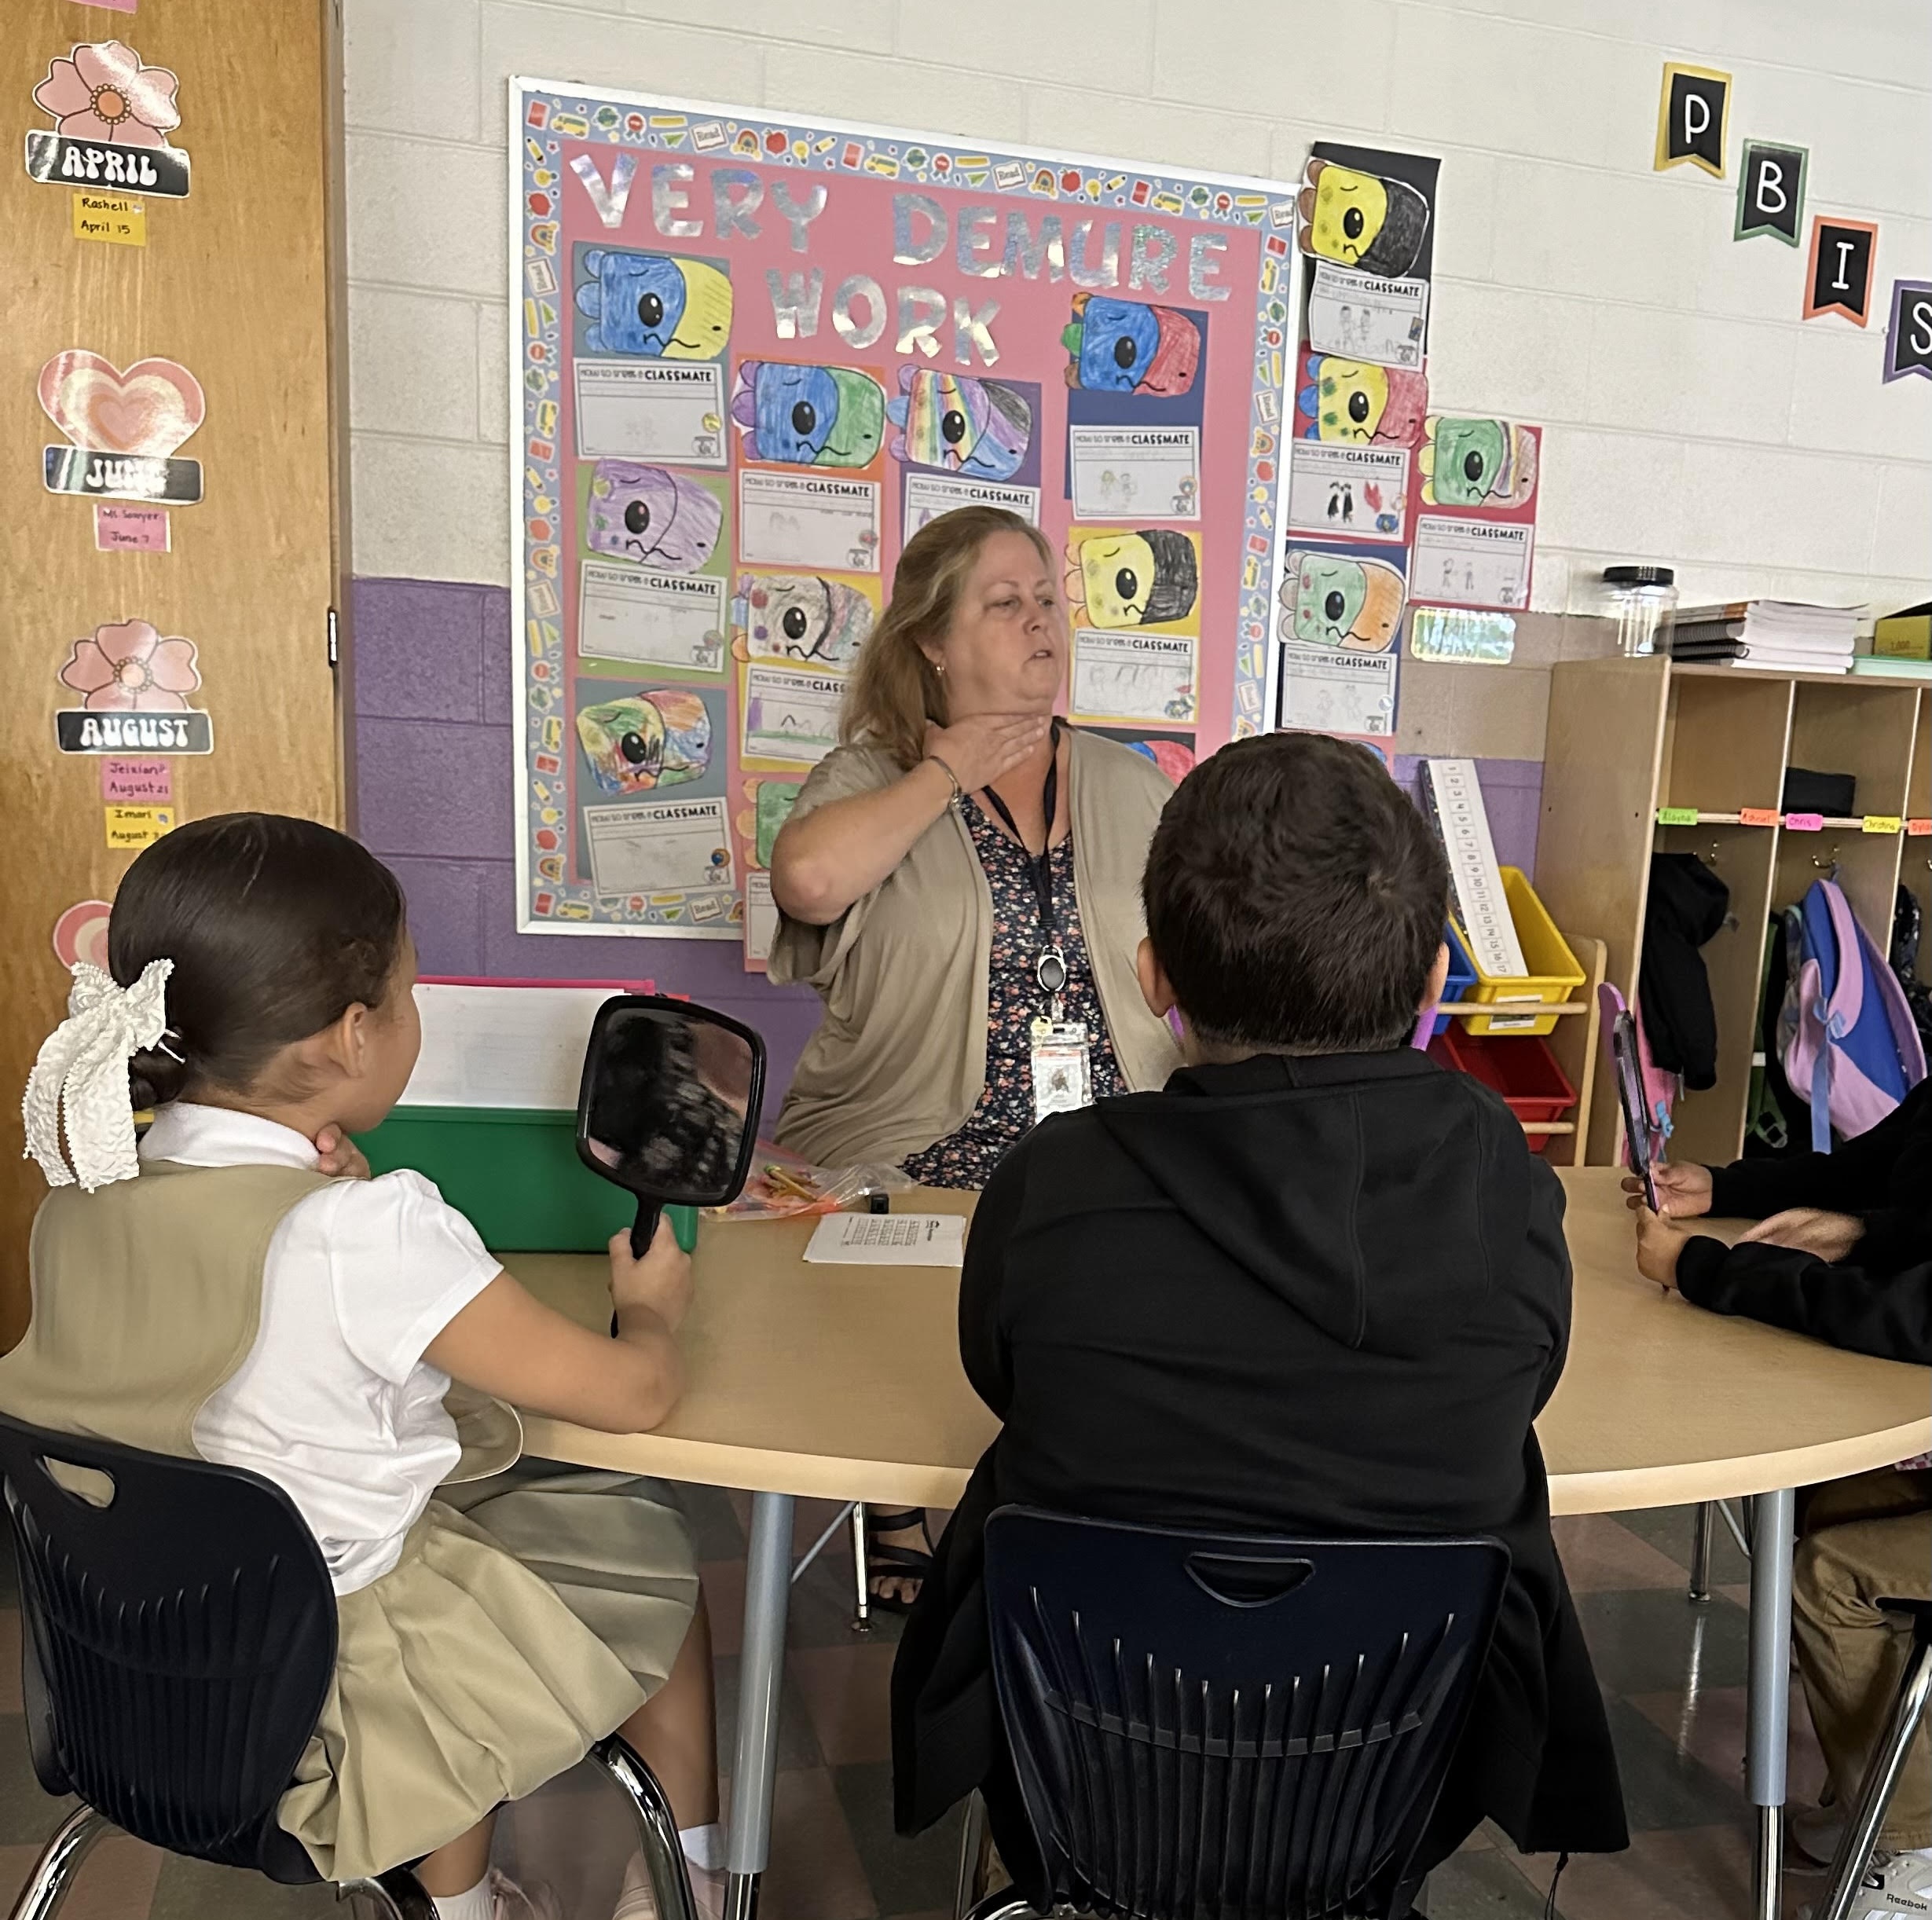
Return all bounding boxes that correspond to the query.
[509,79,1300,949]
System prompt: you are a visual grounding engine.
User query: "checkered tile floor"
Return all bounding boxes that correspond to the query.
[0,1496,1828,1918]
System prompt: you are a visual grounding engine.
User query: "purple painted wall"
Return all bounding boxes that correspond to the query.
[350,577,1545,1102]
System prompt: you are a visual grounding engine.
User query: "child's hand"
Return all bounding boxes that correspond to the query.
[1622,1162,1712,1218]
[609,1218,693,1332]
[1740,1207,1865,1261]
[314,1125,371,1181]
[1634,1205,1688,1291]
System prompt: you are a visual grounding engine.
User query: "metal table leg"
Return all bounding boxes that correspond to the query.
[725,1491,795,1920]
[1747,1486,1796,1920]
[850,1500,872,1634]
[1689,1500,1714,1603]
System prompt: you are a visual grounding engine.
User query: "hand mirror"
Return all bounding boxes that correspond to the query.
[575,995,766,1255]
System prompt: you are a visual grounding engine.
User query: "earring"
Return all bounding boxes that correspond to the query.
[933,660,945,676]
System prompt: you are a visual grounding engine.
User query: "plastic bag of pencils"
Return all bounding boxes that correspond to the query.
[711,1145,915,1219]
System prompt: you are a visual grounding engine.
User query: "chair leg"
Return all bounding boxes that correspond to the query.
[1689,1501,1714,1603]
[1815,1632,1932,1920]
[5,1808,109,1920]
[963,1896,1033,1920]
[592,1735,700,1920]
[850,1501,871,1636]
[953,1793,991,1920]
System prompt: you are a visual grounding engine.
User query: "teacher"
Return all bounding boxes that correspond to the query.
[769,506,1182,1604]
[768,505,1182,1189]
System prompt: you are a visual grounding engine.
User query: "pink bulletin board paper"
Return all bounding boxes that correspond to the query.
[510,81,1300,947]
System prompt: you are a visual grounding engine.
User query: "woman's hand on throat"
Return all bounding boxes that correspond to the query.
[923,712,1051,794]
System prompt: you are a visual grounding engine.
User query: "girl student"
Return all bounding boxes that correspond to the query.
[3,814,726,1920]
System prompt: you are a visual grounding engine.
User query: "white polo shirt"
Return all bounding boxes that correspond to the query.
[141,1103,501,1595]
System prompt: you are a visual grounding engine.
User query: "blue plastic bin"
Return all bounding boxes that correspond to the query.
[1432,922,1478,1036]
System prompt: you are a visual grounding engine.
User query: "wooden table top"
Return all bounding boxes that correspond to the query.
[508,1168,1932,1516]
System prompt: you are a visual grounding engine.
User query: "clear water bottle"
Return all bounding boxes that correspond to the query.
[1600,564,1678,658]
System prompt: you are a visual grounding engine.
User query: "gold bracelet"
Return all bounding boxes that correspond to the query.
[924,753,963,804]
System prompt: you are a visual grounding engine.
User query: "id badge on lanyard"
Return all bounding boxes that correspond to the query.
[1030,1014,1092,1121]
[981,724,1094,1123]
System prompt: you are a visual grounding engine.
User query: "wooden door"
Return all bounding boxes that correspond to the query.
[1,0,345,1343]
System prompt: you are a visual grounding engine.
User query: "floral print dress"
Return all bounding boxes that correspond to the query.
[900,799,1121,1190]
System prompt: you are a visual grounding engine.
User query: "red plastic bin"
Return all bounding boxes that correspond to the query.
[1426,1025,1577,1138]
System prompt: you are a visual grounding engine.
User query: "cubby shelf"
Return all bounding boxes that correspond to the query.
[1536,656,1929,1167]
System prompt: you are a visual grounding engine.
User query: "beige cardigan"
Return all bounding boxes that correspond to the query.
[768,727,1183,1167]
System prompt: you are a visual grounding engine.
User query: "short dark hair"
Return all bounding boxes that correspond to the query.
[1142,734,1450,1053]
[108,813,408,1109]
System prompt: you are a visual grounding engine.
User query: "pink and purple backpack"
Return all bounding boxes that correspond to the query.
[1781,879,1927,1152]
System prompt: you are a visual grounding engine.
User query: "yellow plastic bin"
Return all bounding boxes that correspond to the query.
[1450,868,1583,1037]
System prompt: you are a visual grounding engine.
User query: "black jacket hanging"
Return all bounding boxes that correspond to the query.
[1640,853,1731,1091]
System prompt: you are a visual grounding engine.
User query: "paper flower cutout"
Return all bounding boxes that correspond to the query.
[34,42,181,149]
[60,620,200,712]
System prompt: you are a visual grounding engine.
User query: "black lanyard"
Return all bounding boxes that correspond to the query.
[979,719,1068,1001]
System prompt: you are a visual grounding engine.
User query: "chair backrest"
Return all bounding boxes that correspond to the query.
[984,1508,1510,1920]
[0,1411,335,1881]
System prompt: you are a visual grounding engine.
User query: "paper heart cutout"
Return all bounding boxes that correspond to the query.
[37,350,205,457]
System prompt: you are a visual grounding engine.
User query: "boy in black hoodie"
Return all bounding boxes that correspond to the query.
[891,732,1627,1902]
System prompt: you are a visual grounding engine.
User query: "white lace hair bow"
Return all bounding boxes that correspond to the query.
[22,960,174,1193]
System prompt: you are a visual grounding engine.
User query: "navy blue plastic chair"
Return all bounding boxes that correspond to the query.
[0,1410,697,1920]
[970,1508,1511,1920]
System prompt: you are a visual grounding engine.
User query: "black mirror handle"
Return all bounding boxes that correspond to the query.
[630,1196,663,1261]
[612,1198,667,1336]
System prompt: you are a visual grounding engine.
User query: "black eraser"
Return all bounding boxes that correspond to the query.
[868,1191,890,1214]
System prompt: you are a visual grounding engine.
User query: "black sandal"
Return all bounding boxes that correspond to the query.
[863,1506,933,1614]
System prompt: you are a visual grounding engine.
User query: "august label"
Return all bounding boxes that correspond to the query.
[57,711,214,755]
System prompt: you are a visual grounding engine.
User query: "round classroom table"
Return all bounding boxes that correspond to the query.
[503,1167,1932,1920]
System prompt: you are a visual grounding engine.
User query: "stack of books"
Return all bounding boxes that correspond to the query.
[1667,600,1861,673]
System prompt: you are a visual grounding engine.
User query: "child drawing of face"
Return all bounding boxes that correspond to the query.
[1066,530,1199,629]
[585,462,723,570]
[1297,160,1431,279]
[740,573,871,666]
[730,362,885,467]
[1061,295,1201,395]
[1298,356,1428,445]
[575,688,712,796]
[888,369,1033,478]
[1420,416,1538,507]
[1281,551,1405,653]
[574,249,732,358]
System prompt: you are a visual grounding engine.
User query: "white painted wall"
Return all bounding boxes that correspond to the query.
[345,0,1932,625]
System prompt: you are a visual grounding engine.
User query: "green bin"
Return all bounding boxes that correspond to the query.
[355,1105,696,1252]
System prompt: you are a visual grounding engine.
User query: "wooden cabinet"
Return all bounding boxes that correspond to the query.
[0,1,346,1343]
[1537,657,1927,1167]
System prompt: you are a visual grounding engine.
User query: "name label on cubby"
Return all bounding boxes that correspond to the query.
[1910,819,1932,838]
[1862,815,1903,835]
[1784,811,1824,832]
[1656,806,1698,826]
[1740,808,1780,828]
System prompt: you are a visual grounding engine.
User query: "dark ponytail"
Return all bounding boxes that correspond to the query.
[126,1039,190,1116]
[108,814,408,1108]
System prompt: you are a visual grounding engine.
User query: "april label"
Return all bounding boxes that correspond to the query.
[25,131,191,199]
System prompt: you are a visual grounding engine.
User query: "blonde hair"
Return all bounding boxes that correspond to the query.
[840,507,1054,771]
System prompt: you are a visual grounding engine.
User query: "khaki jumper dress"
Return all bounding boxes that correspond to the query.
[0,1160,698,1880]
